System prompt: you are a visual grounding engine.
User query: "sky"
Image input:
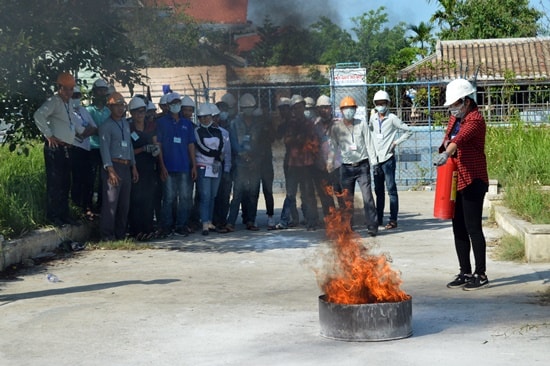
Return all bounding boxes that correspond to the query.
[247,0,547,34]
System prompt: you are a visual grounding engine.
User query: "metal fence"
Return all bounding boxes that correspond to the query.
[189,81,550,191]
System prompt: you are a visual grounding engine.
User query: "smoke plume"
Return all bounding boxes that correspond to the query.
[248,0,341,28]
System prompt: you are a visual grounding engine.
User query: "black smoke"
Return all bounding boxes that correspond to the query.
[248,0,341,28]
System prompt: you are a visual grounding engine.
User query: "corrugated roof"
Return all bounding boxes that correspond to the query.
[399,37,550,84]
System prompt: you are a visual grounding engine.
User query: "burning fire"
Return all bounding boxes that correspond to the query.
[318,195,410,305]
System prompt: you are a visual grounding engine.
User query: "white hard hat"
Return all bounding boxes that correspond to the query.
[197,103,212,117]
[129,96,147,111]
[277,97,291,107]
[181,95,195,107]
[166,92,181,104]
[146,101,157,111]
[316,95,331,107]
[373,90,391,103]
[290,94,305,107]
[304,97,315,108]
[444,78,476,106]
[159,94,169,105]
[210,103,221,116]
[239,93,256,108]
[221,93,237,108]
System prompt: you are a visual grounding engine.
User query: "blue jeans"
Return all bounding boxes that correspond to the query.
[340,160,378,229]
[161,172,192,230]
[373,156,398,224]
[197,167,221,224]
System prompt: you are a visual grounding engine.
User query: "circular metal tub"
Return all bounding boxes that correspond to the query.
[318,295,413,341]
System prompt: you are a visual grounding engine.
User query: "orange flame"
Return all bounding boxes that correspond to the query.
[319,200,410,305]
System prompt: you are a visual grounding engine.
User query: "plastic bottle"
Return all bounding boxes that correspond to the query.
[46,273,59,283]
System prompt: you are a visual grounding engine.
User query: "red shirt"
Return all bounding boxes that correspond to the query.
[440,108,489,191]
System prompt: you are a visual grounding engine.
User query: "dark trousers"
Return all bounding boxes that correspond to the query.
[340,160,378,229]
[128,162,156,236]
[313,167,344,217]
[227,165,261,226]
[90,148,103,213]
[44,144,72,222]
[71,147,94,212]
[213,171,232,227]
[373,156,399,224]
[452,179,488,275]
[280,165,318,228]
[100,162,132,240]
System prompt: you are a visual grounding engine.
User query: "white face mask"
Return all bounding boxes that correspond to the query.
[219,111,229,121]
[71,98,81,109]
[342,108,356,120]
[169,103,182,114]
[375,105,387,114]
[449,101,464,118]
[304,110,315,119]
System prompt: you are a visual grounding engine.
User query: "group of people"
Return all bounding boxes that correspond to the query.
[34,73,490,290]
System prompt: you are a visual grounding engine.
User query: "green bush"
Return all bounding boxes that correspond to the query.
[486,122,550,224]
[0,142,47,238]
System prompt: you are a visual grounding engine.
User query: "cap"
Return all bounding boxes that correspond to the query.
[93,79,109,89]
[159,94,169,105]
[146,101,157,111]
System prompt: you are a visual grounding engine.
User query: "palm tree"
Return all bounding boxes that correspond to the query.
[427,0,461,31]
[408,21,434,56]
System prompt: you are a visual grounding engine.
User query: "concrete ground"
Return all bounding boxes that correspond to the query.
[0,191,549,366]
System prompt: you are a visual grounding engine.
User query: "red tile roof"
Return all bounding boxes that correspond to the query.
[400,37,550,85]
[146,0,249,24]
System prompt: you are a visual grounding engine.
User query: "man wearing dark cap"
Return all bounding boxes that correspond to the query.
[34,72,84,227]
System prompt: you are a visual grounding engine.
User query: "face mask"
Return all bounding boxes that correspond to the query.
[342,108,356,120]
[375,105,387,114]
[304,110,314,119]
[242,108,254,117]
[200,121,213,128]
[449,101,464,118]
[169,103,182,114]
[219,111,229,121]
[71,98,81,109]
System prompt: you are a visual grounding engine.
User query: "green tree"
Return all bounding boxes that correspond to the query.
[0,0,146,151]
[428,0,543,40]
[407,21,435,57]
[122,4,236,67]
[309,17,356,66]
[351,7,412,82]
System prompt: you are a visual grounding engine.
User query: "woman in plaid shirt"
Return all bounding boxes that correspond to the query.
[435,78,490,291]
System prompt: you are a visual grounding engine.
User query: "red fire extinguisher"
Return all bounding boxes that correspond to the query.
[434,157,458,219]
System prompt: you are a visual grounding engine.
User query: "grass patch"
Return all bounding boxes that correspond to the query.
[492,234,525,262]
[0,142,46,238]
[486,122,550,224]
[86,238,155,250]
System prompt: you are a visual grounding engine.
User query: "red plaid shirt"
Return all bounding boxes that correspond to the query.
[440,107,489,191]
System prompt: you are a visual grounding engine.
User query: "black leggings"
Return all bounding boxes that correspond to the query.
[452,179,488,275]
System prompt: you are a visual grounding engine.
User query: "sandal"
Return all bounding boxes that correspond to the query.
[385,221,398,230]
[216,226,229,233]
[224,224,235,232]
[246,223,260,231]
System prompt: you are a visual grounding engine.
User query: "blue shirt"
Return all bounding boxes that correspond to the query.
[156,114,196,173]
[87,105,111,149]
